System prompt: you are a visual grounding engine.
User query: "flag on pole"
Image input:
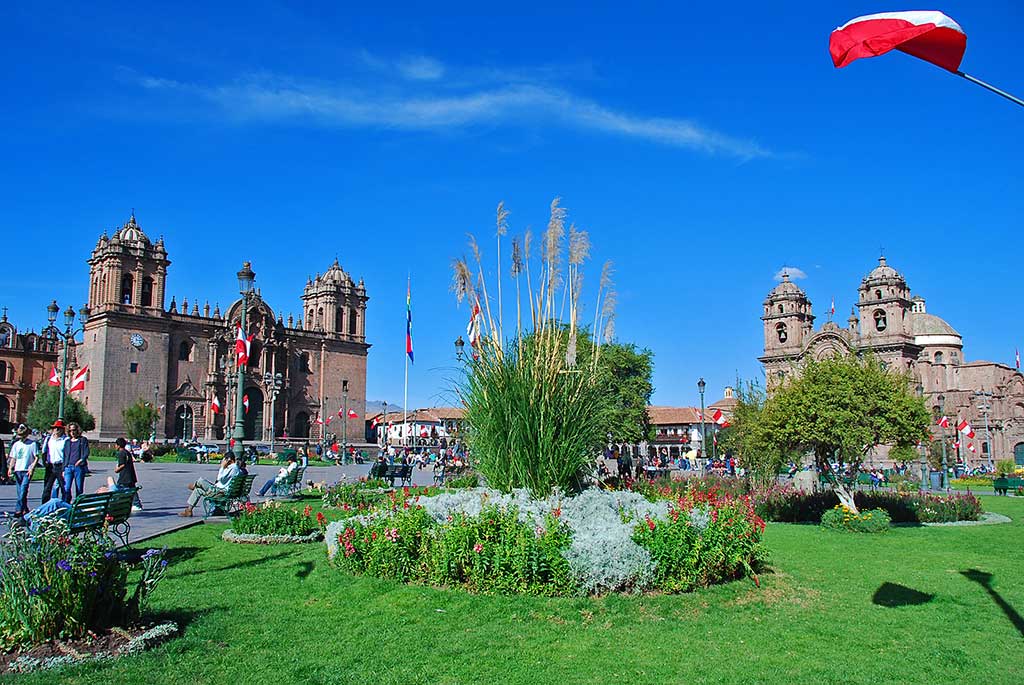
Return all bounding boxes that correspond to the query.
[404,278,414,363]
[967,442,976,453]
[467,297,482,351]
[243,394,249,414]
[829,11,967,72]
[211,396,221,414]
[937,415,950,428]
[48,367,60,386]
[68,367,88,393]
[711,409,730,428]
[830,297,835,317]
[1016,348,1020,370]
[347,409,359,419]
[235,325,253,366]
[952,440,960,450]
[956,419,975,439]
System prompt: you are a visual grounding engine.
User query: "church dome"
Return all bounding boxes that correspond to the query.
[767,272,805,299]
[910,312,960,338]
[115,213,150,245]
[862,256,905,286]
[321,259,351,285]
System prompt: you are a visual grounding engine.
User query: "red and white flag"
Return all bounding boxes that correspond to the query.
[1016,348,1020,370]
[68,367,88,393]
[371,416,380,428]
[956,419,975,439]
[830,297,835,317]
[937,415,950,428]
[211,396,221,414]
[235,325,253,366]
[711,409,730,428]
[952,440,960,450]
[48,367,60,386]
[967,442,976,453]
[347,409,359,419]
[242,394,249,414]
[695,410,703,422]
[829,11,967,73]
[467,297,482,355]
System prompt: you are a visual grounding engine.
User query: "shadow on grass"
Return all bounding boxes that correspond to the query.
[205,549,301,574]
[961,569,1024,638]
[872,582,934,607]
[295,560,315,580]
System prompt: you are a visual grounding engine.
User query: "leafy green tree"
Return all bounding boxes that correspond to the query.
[717,380,790,487]
[888,443,920,466]
[122,400,160,441]
[594,339,654,443]
[25,385,95,432]
[757,356,930,511]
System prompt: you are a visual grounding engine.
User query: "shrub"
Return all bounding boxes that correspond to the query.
[232,502,326,537]
[821,505,891,533]
[0,519,166,649]
[744,487,981,524]
[322,481,388,511]
[632,491,767,592]
[446,473,480,489]
[995,459,1016,476]
[950,476,992,487]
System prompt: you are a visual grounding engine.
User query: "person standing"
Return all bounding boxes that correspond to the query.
[7,425,39,516]
[40,420,68,504]
[111,437,143,511]
[61,422,90,502]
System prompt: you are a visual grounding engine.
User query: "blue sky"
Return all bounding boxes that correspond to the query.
[2,1,1021,409]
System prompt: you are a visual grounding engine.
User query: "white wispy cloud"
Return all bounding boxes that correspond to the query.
[133,62,771,159]
[774,266,807,281]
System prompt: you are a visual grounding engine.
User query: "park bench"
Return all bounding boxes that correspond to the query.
[271,466,307,498]
[175,448,197,463]
[64,488,138,547]
[993,477,1023,495]
[202,474,257,518]
[384,464,414,488]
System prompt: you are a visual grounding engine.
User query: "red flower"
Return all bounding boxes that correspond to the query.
[316,512,326,525]
[104,515,115,523]
[303,505,312,517]
[646,518,656,531]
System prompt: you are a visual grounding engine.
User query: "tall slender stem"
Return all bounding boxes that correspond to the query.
[233,298,247,461]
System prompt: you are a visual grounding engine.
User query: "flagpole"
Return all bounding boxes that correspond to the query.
[403,274,410,449]
[955,71,1024,108]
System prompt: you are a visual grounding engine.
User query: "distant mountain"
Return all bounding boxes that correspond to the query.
[366,400,402,415]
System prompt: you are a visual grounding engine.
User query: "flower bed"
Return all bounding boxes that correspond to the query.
[2,621,178,674]
[230,502,326,538]
[751,487,982,524]
[222,529,322,545]
[1,519,167,650]
[820,505,891,533]
[325,487,766,596]
[321,481,438,512]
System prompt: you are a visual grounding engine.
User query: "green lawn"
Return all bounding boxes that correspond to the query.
[9,497,1024,685]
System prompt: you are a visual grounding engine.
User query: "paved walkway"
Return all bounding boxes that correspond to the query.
[1,460,439,545]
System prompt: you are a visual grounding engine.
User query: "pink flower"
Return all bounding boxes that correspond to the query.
[473,543,483,554]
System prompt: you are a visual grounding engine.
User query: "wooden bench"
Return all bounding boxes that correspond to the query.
[64,488,138,547]
[202,474,257,518]
[994,477,1011,495]
[384,464,413,487]
[271,466,306,497]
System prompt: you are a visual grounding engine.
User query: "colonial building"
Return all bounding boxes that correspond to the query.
[760,257,1024,467]
[0,311,59,431]
[74,214,370,442]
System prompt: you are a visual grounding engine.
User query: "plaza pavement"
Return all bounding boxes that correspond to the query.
[0,459,439,546]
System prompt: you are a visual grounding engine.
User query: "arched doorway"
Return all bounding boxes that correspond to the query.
[0,395,10,432]
[1014,442,1024,466]
[292,411,310,438]
[243,387,264,441]
[175,405,194,440]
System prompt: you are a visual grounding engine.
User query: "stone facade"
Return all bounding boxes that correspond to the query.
[75,214,370,442]
[760,257,1024,467]
[0,312,59,431]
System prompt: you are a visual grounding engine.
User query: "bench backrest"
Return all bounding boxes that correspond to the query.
[291,467,306,485]
[68,492,113,531]
[106,489,137,524]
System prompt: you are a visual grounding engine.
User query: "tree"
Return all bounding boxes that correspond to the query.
[25,385,95,432]
[594,339,654,443]
[122,400,160,441]
[717,380,790,487]
[757,355,930,511]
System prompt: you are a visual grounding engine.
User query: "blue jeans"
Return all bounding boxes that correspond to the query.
[63,465,87,503]
[25,499,71,530]
[112,483,143,508]
[14,471,31,514]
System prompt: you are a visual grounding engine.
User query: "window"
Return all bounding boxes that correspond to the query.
[129,362,139,373]
[951,352,960,365]
[776,322,788,343]
[121,274,134,304]
[178,340,193,361]
[300,352,311,372]
[873,309,887,331]
[934,351,944,364]
[335,308,343,332]
[349,307,357,335]
[875,289,882,300]
[316,307,324,329]
[0,360,8,382]
[777,304,784,313]
[306,309,314,330]
[141,277,154,307]
[982,442,989,454]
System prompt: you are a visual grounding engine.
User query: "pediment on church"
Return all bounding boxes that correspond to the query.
[170,376,205,400]
[803,330,856,361]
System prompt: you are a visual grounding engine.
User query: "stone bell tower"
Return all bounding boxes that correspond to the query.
[87,213,170,315]
[301,259,368,341]
[760,272,814,386]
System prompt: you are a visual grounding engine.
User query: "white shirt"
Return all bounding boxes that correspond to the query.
[215,463,241,489]
[45,435,67,464]
[11,440,39,472]
[275,461,298,482]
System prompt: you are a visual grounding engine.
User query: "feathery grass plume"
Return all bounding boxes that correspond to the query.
[511,237,524,342]
[450,257,474,304]
[543,198,567,327]
[467,233,498,352]
[568,225,590,266]
[592,261,614,362]
[495,201,509,346]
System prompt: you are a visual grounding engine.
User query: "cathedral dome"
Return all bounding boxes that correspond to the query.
[862,256,905,286]
[910,311,962,347]
[321,259,351,285]
[767,272,805,299]
[115,214,150,245]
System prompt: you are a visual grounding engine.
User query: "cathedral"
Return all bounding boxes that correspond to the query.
[75,214,370,442]
[760,257,1024,467]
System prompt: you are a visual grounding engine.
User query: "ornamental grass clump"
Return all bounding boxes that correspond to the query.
[452,199,614,495]
[0,518,167,649]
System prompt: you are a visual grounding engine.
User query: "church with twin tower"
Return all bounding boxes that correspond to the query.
[760,257,1024,467]
[76,213,370,442]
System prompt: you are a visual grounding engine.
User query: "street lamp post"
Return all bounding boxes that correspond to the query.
[232,262,256,462]
[454,336,465,362]
[697,378,707,465]
[45,300,90,421]
[938,393,948,491]
[152,385,159,442]
[264,371,283,454]
[919,383,929,491]
[381,400,388,450]
[342,379,349,464]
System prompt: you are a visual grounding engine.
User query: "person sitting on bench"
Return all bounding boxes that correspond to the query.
[179,454,240,517]
[258,454,298,496]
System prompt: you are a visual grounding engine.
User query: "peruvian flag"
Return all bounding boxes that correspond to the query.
[957,419,976,439]
[830,297,835,317]
[830,11,967,73]
[1016,348,1020,370]
[211,396,221,415]
[371,416,380,428]
[324,415,332,425]
[68,367,88,393]
[235,325,253,366]
[242,394,249,414]
[967,442,977,453]
[347,408,359,419]
[937,416,950,428]
[48,367,61,386]
[711,409,730,428]
[314,415,324,426]
[695,410,703,422]
[953,440,960,450]
[467,298,482,349]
